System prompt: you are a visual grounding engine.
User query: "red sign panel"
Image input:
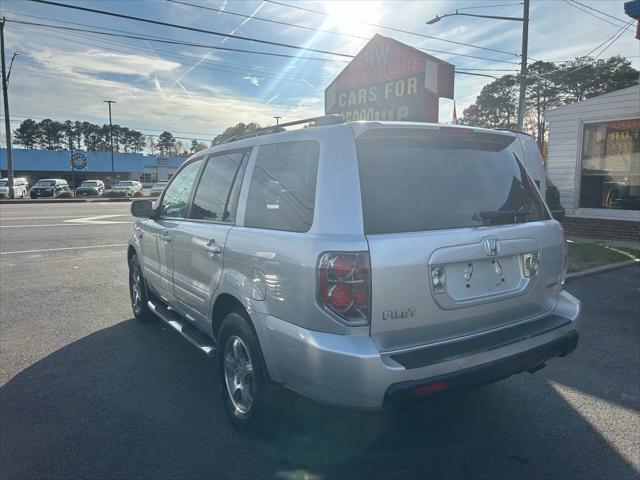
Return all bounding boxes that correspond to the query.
[325,34,455,123]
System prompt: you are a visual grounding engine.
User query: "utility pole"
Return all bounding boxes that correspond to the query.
[1,17,14,199]
[427,0,529,130]
[103,99,116,182]
[516,0,530,132]
[273,116,282,125]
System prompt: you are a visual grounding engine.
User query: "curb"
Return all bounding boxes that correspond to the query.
[0,198,134,204]
[566,259,639,281]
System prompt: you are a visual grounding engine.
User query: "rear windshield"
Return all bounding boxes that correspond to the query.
[356,131,549,234]
[80,181,98,187]
[35,180,55,187]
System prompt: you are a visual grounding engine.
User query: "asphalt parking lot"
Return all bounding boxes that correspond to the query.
[1,202,638,480]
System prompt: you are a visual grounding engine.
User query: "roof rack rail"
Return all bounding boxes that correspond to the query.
[222,114,344,144]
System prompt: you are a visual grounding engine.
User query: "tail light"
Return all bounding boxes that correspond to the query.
[317,252,370,326]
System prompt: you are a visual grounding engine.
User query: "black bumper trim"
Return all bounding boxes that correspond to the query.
[386,330,578,403]
[390,315,571,369]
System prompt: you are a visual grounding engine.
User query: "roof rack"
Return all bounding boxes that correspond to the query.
[223,114,344,144]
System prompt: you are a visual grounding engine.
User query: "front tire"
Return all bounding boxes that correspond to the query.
[218,312,270,430]
[128,254,156,323]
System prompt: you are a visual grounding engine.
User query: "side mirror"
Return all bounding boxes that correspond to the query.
[131,199,154,218]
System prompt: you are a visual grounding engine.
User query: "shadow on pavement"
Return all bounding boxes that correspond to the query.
[1,268,638,479]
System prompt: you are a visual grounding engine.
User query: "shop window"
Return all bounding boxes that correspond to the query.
[579,119,640,211]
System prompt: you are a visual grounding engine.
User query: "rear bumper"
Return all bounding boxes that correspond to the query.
[386,330,578,404]
[255,290,581,409]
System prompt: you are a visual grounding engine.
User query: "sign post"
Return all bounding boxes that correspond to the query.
[325,34,455,123]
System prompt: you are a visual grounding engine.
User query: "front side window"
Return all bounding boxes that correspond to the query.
[190,150,249,222]
[159,159,203,218]
[244,141,319,232]
[579,119,640,211]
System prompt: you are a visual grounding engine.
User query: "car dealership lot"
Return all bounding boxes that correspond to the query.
[0,202,638,480]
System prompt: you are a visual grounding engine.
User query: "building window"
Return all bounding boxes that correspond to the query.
[140,173,157,183]
[579,119,640,211]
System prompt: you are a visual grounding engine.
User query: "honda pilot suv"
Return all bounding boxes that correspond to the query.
[128,117,581,429]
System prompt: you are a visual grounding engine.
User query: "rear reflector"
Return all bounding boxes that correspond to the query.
[414,381,448,396]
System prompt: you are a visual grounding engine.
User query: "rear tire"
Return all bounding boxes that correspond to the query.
[218,312,271,431]
[128,253,156,323]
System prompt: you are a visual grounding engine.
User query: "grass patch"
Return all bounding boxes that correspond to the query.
[567,242,640,273]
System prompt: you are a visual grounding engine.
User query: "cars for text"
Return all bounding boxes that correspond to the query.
[30,179,70,198]
[128,117,581,429]
[0,177,29,198]
[76,180,105,197]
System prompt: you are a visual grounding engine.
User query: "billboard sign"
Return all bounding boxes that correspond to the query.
[325,34,455,122]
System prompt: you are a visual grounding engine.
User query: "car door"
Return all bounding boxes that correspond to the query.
[140,159,204,301]
[172,149,250,328]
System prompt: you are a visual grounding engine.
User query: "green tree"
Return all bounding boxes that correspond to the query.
[81,122,104,151]
[461,76,518,130]
[190,138,207,153]
[126,130,145,153]
[557,55,639,103]
[157,131,176,156]
[525,61,562,148]
[211,122,261,146]
[38,119,65,150]
[13,119,41,149]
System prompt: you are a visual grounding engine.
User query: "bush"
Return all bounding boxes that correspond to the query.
[102,190,129,198]
[57,191,75,198]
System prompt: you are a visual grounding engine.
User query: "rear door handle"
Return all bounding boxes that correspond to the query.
[205,239,222,255]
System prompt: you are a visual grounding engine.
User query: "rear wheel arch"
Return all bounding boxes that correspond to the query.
[211,293,254,341]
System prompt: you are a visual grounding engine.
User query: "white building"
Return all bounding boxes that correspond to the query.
[545,86,640,241]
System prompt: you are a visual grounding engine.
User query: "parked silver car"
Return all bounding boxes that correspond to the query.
[128,117,581,429]
[0,177,29,198]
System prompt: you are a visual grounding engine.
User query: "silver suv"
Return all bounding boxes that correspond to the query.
[128,117,581,429]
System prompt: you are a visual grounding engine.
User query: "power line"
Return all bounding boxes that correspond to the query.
[7,19,348,63]
[3,11,332,80]
[164,0,522,65]
[29,0,354,58]
[563,0,630,29]
[569,0,629,25]
[456,3,523,11]
[263,0,521,57]
[165,0,368,41]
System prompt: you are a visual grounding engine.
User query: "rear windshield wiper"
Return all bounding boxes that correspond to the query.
[473,210,532,223]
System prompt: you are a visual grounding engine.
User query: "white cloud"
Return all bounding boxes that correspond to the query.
[29,48,180,78]
[243,75,262,87]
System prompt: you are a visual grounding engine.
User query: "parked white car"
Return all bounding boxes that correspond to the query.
[112,181,143,197]
[0,177,29,198]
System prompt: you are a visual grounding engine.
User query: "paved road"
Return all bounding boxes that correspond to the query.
[1,202,638,479]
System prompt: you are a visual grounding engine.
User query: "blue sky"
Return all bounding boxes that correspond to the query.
[1,0,638,144]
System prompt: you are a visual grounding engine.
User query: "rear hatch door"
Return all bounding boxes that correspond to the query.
[355,126,564,352]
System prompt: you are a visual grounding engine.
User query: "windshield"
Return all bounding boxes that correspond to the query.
[80,182,98,187]
[115,182,133,187]
[0,180,7,187]
[356,131,548,234]
[35,180,56,187]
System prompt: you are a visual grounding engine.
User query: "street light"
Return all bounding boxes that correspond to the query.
[6,50,20,84]
[103,99,116,182]
[427,0,530,131]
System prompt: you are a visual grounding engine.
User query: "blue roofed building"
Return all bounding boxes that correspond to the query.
[0,148,186,188]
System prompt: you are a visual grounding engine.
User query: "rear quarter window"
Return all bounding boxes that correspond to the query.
[244,140,319,232]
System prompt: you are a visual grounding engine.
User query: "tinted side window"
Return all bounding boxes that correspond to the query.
[190,150,249,222]
[160,159,203,218]
[245,141,319,232]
